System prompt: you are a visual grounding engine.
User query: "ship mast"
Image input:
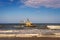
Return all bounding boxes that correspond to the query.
[25,18,32,27]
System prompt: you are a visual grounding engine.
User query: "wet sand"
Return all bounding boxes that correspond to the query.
[0,37,60,40]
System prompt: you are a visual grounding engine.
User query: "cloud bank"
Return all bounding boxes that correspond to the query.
[21,0,60,8]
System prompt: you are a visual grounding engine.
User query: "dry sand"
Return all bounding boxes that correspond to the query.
[0,37,60,40]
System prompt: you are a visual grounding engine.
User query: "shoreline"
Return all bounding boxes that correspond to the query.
[0,34,60,38]
[0,29,60,38]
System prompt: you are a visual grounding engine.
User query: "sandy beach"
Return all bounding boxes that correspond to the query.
[0,37,60,40]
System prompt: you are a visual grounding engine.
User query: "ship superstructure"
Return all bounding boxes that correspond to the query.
[25,19,36,27]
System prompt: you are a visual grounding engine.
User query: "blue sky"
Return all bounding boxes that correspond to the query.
[0,0,60,23]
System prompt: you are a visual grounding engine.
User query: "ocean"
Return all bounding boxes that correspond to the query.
[0,23,60,36]
[0,23,60,30]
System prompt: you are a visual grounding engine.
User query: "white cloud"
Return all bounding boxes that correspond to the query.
[21,0,60,8]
